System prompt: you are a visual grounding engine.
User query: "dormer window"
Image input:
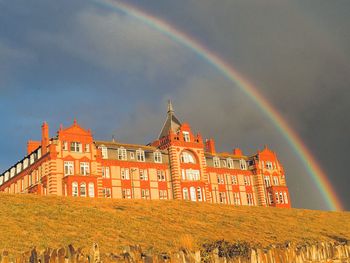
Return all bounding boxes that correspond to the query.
[183,131,190,142]
[154,151,162,163]
[213,157,220,168]
[100,145,108,159]
[273,176,279,186]
[136,149,145,162]
[70,142,82,153]
[227,158,234,168]
[118,147,127,160]
[240,159,247,170]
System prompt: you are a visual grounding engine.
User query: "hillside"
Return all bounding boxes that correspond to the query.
[0,193,349,253]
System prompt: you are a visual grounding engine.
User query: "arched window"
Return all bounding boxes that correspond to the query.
[88,182,95,197]
[190,187,196,201]
[197,187,202,202]
[80,182,86,197]
[182,188,189,200]
[180,151,196,164]
[72,182,78,197]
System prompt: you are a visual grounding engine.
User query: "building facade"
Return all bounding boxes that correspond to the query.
[0,102,291,208]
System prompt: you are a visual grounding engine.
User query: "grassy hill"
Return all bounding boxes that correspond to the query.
[0,193,349,253]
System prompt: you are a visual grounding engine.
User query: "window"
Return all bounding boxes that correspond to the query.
[268,192,274,204]
[190,187,196,201]
[122,188,131,199]
[30,153,35,164]
[4,172,9,182]
[23,158,29,169]
[16,163,22,174]
[85,144,90,152]
[247,193,254,206]
[233,192,241,205]
[231,175,238,185]
[136,149,145,162]
[222,160,227,167]
[141,189,150,199]
[264,176,271,187]
[275,192,279,204]
[102,167,110,179]
[197,187,202,202]
[183,188,189,200]
[273,176,279,186]
[213,157,220,168]
[139,169,148,180]
[80,162,90,175]
[88,182,95,197]
[121,168,130,180]
[72,182,78,197]
[227,158,234,168]
[102,188,111,198]
[154,151,162,163]
[240,159,247,170]
[130,152,135,160]
[283,192,289,204]
[0,176,3,186]
[244,176,250,186]
[180,151,196,164]
[118,147,127,160]
[219,192,226,204]
[279,192,284,204]
[266,161,273,170]
[217,175,224,184]
[100,145,108,159]
[183,131,190,142]
[64,161,74,176]
[182,169,200,181]
[159,190,167,200]
[157,170,166,181]
[62,141,68,151]
[80,183,87,197]
[70,142,82,152]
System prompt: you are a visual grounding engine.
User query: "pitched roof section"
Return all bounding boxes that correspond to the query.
[158,100,182,139]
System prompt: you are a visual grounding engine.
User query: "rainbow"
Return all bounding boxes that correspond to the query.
[91,0,343,211]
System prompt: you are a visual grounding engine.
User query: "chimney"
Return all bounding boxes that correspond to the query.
[233,148,242,156]
[41,122,49,154]
[205,138,216,154]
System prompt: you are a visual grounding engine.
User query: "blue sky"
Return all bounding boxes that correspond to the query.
[1,0,349,210]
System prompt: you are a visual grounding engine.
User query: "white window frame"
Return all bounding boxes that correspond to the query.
[154,151,162,163]
[180,151,196,164]
[233,192,241,205]
[99,145,108,159]
[85,144,90,153]
[141,189,150,199]
[240,159,247,170]
[244,176,251,186]
[139,169,148,181]
[70,142,82,153]
[227,158,234,169]
[273,176,279,186]
[266,161,273,170]
[121,168,130,180]
[197,187,202,202]
[183,187,189,200]
[122,188,131,199]
[231,175,238,185]
[88,182,95,197]
[136,149,145,162]
[72,182,78,197]
[64,161,74,176]
[102,166,110,179]
[80,182,87,197]
[80,162,90,175]
[283,192,289,204]
[264,176,271,187]
[103,188,112,198]
[247,193,254,206]
[219,192,226,204]
[159,190,168,200]
[157,170,166,181]
[62,141,68,151]
[183,131,190,142]
[213,157,220,168]
[118,147,127,160]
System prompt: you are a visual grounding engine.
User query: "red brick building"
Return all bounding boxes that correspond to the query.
[0,101,291,208]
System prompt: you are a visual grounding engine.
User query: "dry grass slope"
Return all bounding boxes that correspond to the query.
[0,193,349,253]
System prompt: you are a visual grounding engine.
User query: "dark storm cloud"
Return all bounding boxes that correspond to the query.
[0,0,349,210]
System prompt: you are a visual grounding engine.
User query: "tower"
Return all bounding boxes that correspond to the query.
[152,101,210,202]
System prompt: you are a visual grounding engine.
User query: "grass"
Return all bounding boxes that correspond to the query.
[0,193,349,254]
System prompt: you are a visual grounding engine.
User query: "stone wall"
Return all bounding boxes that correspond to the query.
[0,241,349,263]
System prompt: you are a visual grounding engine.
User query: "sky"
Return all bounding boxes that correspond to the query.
[0,0,349,210]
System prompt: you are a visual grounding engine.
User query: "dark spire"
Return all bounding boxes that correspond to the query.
[158,100,181,139]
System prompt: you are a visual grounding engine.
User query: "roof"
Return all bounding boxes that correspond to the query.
[158,100,182,139]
